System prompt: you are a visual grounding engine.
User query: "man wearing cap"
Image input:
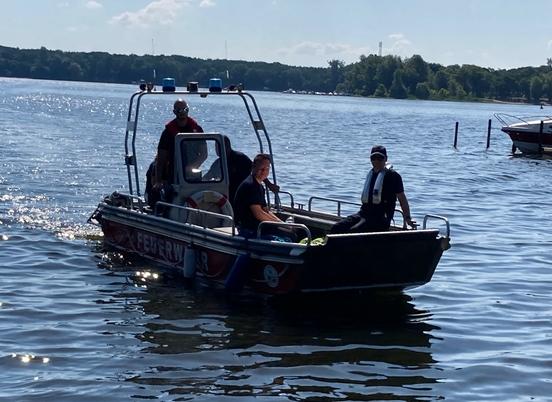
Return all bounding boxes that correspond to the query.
[330,145,415,233]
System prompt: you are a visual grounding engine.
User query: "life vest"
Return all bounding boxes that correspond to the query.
[361,168,388,205]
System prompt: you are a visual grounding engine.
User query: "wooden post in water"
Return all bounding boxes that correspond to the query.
[486,119,492,149]
[453,122,459,148]
[539,120,544,153]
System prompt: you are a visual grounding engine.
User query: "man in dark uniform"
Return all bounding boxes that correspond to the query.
[331,145,415,233]
[233,153,283,237]
[223,136,257,203]
[204,136,280,203]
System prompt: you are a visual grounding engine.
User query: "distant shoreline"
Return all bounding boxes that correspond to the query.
[1,44,550,105]
[0,74,547,107]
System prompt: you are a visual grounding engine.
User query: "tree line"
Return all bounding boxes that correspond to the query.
[1,44,551,103]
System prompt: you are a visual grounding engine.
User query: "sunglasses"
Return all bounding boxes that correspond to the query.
[174,106,189,114]
[370,154,385,161]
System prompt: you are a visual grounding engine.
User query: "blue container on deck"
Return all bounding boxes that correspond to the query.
[209,78,222,92]
[162,78,176,92]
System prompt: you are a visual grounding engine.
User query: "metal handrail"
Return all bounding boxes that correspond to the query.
[393,208,408,229]
[124,89,275,199]
[308,196,360,217]
[108,191,145,211]
[154,201,235,234]
[127,194,145,211]
[277,191,295,208]
[494,113,552,126]
[257,221,311,244]
[423,214,450,238]
[124,90,143,195]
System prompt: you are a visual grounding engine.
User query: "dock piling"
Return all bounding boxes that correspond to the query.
[486,119,492,149]
[453,122,459,148]
[539,120,544,153]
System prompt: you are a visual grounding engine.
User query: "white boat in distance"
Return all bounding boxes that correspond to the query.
[495,113,552,154]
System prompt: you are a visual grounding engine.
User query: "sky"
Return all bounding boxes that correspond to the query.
[1,0,552,69]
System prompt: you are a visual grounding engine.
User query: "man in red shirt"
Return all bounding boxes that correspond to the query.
[154,99,205,188]
[145,99,205,208]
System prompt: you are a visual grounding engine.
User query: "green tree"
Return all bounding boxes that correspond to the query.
[402,54,428,93]
[405,54,428,82]
[433,70,449,90]
[327,59,345,91]
[542,73,552,101]
[437,88,450,99]
[341,54,379,96]
[375,55,401,89]
[530,76,544,102]
[389,70,408,99]
[373,83,387,97]
[67,61,84,80]
[415,82,430,99]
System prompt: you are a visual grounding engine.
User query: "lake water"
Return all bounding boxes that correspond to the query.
[1,77,551,401]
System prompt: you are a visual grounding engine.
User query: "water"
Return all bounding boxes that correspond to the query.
[1,78,551,401]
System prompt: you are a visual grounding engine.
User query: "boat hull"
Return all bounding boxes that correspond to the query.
[96,203,446,296]
[501,120,552,153]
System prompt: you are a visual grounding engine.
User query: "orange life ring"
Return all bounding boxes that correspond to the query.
[185,190,234,217]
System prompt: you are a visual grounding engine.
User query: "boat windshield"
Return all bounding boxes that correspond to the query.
[180,138,224,183]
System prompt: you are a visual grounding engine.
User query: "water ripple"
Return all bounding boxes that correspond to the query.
[1,79,552,401]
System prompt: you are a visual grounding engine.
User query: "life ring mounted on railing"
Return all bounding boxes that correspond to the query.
[185,190,234,218]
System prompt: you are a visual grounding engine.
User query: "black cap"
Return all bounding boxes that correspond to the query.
[370,145,387,158]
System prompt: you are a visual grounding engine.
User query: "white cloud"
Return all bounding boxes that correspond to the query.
[85,1,103,9]
[387,33,412,55]
[110,0,191,28]
[277,41,372,62]
[199,0,216,7]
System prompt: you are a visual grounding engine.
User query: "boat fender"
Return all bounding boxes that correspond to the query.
[182,246,196,279]
[185,190,234,217]
[224,254,250,292]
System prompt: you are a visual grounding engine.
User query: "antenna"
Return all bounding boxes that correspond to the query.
[151,38,155,56]
[225,40,228,59]
[378,41,382,57]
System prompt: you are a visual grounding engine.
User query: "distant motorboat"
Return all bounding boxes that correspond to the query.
[495,113,552,154]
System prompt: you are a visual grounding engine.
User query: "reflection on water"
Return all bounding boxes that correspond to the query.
[3,79,552,400]
[97,258,441,400]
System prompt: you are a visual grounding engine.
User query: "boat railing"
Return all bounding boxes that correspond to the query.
[257,221,312,244]
[104,191,146,211]
[393,208,409,229]
[154,202,236,234]
[307,196,360,217]
[423,214,450,238]
[276,190,295,209]
[494,113,552,126]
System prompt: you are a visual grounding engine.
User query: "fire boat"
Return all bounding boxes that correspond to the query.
[89,83,451,296]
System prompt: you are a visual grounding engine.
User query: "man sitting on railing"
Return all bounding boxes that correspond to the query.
[331,145,416,233]
[233,153,291,240]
